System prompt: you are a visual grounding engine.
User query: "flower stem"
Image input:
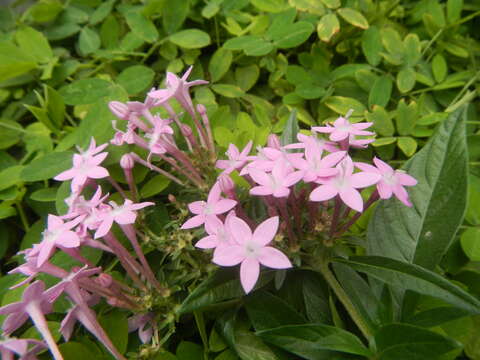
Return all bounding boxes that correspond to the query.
[317,256,373,340]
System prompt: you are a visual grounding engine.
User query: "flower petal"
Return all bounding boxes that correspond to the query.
[350,172,381,188]
[180,215,205,229]
[258,247,292,269]
[310,184,338,202]
[213,199,237,214]
[195,235,219,249]
[240,257,260,294]
[212,245,245,266]
[252,216,279,246]
[227,216,252,245]
[250,186,273,196]
[188,201,206,214]
[339,187,363,212]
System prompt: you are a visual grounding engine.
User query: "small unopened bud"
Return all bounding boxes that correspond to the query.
[107,297,121,307]
[267,134,281,149]
[96,273,113,287]
[218,174,234,193]
[196,104,207,115]
[109,101,129,120]
[168,194,177,203]
[120,153,135,170]
[180,124,193,136]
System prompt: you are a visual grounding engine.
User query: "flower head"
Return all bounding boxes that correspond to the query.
[249,159,303,198]
[216,141,253,174]
[312,114,374,142]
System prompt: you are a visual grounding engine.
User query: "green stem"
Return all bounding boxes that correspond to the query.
[16,202,29,231]
[318,255,373,340]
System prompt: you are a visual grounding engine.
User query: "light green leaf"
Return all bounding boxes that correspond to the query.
[58,342,97,359]
[30,187,58,202]
[0,119,23,150]
[89,0,115,25]
[170,29,211,49]
[404,33,422,66]
[0,203,16,220]
[447,0,463,23]
[368,76,392,109]
[319,0,340,9]
[0,41,37,82]
[397,67,416,93]
[163,0,189,34]
[0,165,24,191]
[362,26,382,66]
[98,311,129,354]
[15,26,53,63]
[59,78,114,105]
[21,151,74,182]
[397,137,417,157]
[235,65,260,91]
[28,0,63,23]
[432,54,448,83]
[271,21,314,49]
[366,106,394,137]
[324,96,366,116]
[125,11,159,43]
[116,65,155,94]
[367,107,468,271]
[78,27,101,56]
[280,110,298,146]
[337,8,369,29]
[461,228,480,261]
[395,99,417,136]
[212,84,245,98]
[141,175,171,198]
[317,14,340,42]
[209,48,233,82]
[250,0,288,13]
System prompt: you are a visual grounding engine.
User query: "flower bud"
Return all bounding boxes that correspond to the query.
[180,124,193,137]
[196,104,207,115]
[109,101,129,120]
[96,273,113,287]
[168,194,177,203]
[120,154,135,170]
[218,174,234,193]
[267,134,281,149]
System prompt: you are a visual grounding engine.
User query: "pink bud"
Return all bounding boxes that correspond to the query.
[109,101,129,120]
[120,154,135,170]
[268,134,281,149]
[168,194,176,203]
[218,174,234,193]
[180,124,193,136]
[196,104,207,115]
[107,297,121,307]
[96,273,113,287]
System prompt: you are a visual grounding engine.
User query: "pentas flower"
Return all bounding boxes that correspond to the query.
[181,182,237,229]
[195,212,236,250]
[216,141,253,174]
[241,146,303,176]
[284,132,338,153]
[292,143,346,182]
[128,313,155,344]
[54,138,109,191]
[310,157,381,212]
[94,199,154,238]
[249,159,303,198]
[213,216,291,293]
[36,215,83,267]
[312,115,374,142]
[145,116,175,157]
[111,120,136,146]
[0,281,63,360]
[0,338,45,360]
[355,157,417,206]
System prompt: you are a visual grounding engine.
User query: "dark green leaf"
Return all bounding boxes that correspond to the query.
[140,175,171,198]
[337,256,480,314]
[367,107,468,270]
[257,324,372,358]
[59,78,114,105]
[98,311,128,354]
[209,48,233,82]
[365,106,394,137]
[461,227,480,261]
[125,11,159,43]
[361,26,382,66]
[21,151,74,182]
[58,342,97,359]
[176,341,203,360]
[271,21,314,49]
[405,306,470,328]
[116,65,155,94]
[78,27,101,56]
[368,76,392,108]
[279,110,298,147]
[89,0,115,25]
[163,0,189,34]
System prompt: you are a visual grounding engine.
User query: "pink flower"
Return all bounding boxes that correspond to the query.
[216,141,253,174]
[312,115,374,142]
[128,313,155,344]
[355,157,417,206]
[181,182,237,229]
[292,143,346,182]
[249,159,303,198]
[94,199,154,238]
[54,138,109,191]
[195,213,236,250]
[213,216,291,293]
[284,133,338,153]
[310,157,381,212]
[0,338,45,360]
[36,215,83,267]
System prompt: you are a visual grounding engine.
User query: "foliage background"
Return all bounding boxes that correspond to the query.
[1,0,480,359]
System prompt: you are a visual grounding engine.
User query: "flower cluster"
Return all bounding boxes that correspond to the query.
[182,111,417,293]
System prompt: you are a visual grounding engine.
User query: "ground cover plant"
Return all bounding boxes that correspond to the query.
[1,0,480,359]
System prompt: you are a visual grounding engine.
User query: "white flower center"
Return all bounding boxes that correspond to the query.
[383,172,397,186]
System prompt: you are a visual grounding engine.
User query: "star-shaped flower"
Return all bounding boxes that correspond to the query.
[216,141,253,174]
[312,115,374,142]
[249,159,303,198]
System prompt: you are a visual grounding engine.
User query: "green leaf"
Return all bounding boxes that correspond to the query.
[178,269,273,314]
[78,27,101,55]
[98,311,128,354]
[140,175,171,198]
[234,326,278,360]
[30,187,58,202]
[15,26,53,63]
[257,324,372,358]
[395,99,417,136]
[466,175,480,225]
[337,8,369,29]
[24,104,56,134]
[116,65,155,94]
[280,110,298,147]
[368,76,392,109]
[0,41,37,82]
[461,228,480,261]
[209,48,233,82]
[366,106,394,137]
[0,203,16,219]
[324,96,366,116]
[163,0,189,34]
[271,21,314,49]
[337,256,480,314]
[124,11,159,43]
[361,26,382,66]
[405,306,470,328]
[169,29,211,49]
[317,14,340,42]
[0,119,23,149]
[45,85,65,129]
[375,323,460,360]
[100,15,120,48]
[212,84,245,98]
[319,0,340,8]
[447,0,463,24]
[367,107,468,270]
[0,165,24,191]
[397,137,417,157]
[397,67,416,93]
[250,0,288,13]
[89,0,115,25]
[432,54,448,83]
[21,151,74,182]
[45,23,81,41]
[235,65,260,91]
[59,78,114,105]
[58,342,97,359]
[177,341,203,360]
[224,36,273,56]
[403,33,422,67]
[28,0,63,23]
